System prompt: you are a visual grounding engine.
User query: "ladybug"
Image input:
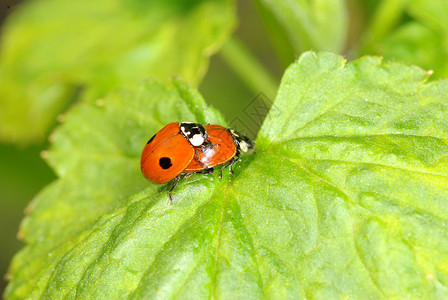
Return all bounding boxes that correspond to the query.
[140,122,253,202]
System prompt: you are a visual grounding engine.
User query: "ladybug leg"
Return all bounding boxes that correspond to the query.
[229,150,242,175]
[200,141,219,152]
[194,149,207,169]
[168,175,182,204]
[200,168,214,175]
[183,172,194,179]
[192,168,214,176]
[191,168,214,176]
[219,151,241,180]
[194,149,201,161]
[205,140,219,148]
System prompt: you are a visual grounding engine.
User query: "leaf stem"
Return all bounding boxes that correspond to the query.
[219,37,278,99]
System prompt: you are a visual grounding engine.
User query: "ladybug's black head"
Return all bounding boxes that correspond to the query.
[228,129,254,152]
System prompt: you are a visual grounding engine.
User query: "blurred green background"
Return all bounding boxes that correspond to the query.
[1,2,55,295]
[2,0,448,294]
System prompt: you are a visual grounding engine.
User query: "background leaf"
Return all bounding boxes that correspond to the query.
[379,22,447,76]
[254,0,348,54]
[360,0,448,78]
[6,52,448,298]
[0,0,235,144]
[0,143,55,295]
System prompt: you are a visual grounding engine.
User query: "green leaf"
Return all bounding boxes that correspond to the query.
[361,0,448,78]
[379,23,448,77]
[5,78,226,299]
[6,52,448,299]
[0,0,235,144]
[258,52,448,297]
[406,0,448,77]
[254,0,347,53]
[408,0,448,34]
[360,0,409,51]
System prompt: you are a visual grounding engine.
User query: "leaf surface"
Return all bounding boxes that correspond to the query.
[6,52,448,299]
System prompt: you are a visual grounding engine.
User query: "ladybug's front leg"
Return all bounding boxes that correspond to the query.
[219,150,241,180]
[168,175,182,204]
[197,168,214,175]
[194,149,207,169]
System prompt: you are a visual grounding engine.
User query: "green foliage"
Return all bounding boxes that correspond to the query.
[0,0,235,144]
[6,52,448,299]
[255,0,348,53]
[3,0,448,298]
[361,0,448,77]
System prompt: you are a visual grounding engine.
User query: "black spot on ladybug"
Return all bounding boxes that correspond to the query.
[147,134,156,144]
[159,157,172,169]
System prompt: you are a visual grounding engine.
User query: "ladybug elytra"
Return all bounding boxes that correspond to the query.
[140,122,253,202]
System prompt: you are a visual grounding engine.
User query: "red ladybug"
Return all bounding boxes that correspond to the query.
[184,124,251,175]
[141,122,253,202]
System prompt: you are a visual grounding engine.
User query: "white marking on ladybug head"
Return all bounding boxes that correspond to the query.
[189,134,205,147]
[239,140,249,152]
[229,129,252,152]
